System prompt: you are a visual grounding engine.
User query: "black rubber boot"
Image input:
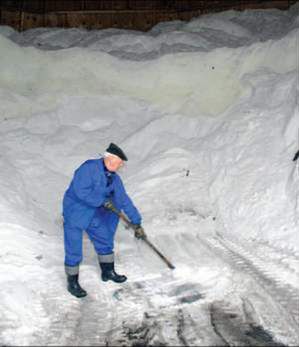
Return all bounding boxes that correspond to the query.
[67,274,87,298]
[100,262,127,283]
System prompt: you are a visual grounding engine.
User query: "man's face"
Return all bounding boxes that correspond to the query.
[104,155,124,172]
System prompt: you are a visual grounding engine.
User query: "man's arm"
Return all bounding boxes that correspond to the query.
[116,176,142,225]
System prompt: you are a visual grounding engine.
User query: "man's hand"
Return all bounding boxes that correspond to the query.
[103,200,115,211]
[133,225,146,239]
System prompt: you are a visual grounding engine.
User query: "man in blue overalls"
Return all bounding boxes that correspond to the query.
[63,143,146,298]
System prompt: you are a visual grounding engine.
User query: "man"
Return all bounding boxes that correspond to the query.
[63,143,146,298]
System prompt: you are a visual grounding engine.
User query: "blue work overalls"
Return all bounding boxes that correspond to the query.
[63,158,141,267]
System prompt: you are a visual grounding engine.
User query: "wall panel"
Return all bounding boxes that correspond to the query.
[0,0,296,32]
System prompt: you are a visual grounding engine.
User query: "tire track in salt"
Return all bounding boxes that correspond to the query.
[198,233,299,346]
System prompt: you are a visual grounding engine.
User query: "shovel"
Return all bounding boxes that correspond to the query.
[104,202,175,270]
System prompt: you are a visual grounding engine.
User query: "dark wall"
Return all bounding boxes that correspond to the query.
[0,0,297,31]
[1,1,227,12]
[1,0,297,12]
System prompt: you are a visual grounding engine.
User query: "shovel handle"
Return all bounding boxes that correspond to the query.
[143,237,176,270]
[105,203,175,270]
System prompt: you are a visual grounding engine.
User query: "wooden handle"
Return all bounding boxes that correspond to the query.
[105,203,175,270]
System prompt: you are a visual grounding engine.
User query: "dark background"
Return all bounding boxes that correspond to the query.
[0,0,297,31]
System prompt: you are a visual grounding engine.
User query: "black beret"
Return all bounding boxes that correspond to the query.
[106,143,128,161]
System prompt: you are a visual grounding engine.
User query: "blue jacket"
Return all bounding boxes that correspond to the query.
[63,158,141,229]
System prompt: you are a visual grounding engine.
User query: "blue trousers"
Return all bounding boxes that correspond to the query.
[64,209,119,267]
